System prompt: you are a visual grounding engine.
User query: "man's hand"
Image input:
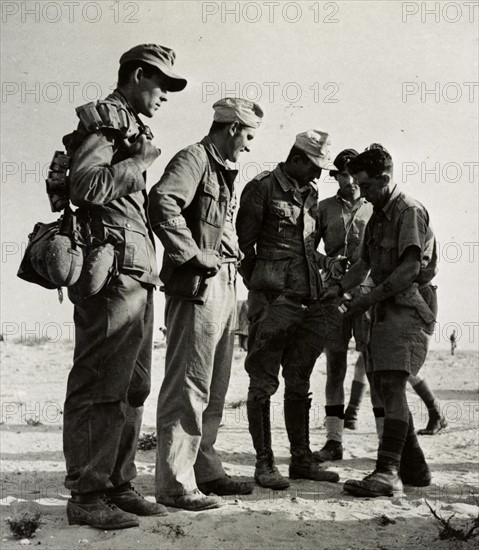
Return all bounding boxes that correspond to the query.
[189,251,222,277]
[124,134,161,170]
[329,256,349,279]
[320,283,343,302]
[341,294,371,318]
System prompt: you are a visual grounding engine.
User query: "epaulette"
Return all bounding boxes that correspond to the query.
[75,100,137,139]
[255,171,270,181]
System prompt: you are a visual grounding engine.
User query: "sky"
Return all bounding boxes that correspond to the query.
[1,0,478,349]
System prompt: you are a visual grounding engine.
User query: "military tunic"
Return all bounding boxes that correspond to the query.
[236,164,326,402]
[63,90,157,494]
[148,136,239,497]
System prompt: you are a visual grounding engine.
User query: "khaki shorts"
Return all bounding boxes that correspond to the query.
[368,286,437,376]
[322,297,370,353]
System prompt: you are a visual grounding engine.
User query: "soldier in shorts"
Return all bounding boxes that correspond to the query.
[324,147,437,496]
[312,149,383,462]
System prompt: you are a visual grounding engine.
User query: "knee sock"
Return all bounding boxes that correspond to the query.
[325,405,344,443]
[373,407,385,441]
[412,379,441,417]
[402,412,425,462]
[377,418,409,471]
[346,380,366,413]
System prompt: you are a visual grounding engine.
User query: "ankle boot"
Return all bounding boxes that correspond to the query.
[284,399,339,483]
[344,464,403,498]
[247,399,290,490]
[67,493,139,530]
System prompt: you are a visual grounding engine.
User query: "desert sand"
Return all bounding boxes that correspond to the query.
[0,340,478,550]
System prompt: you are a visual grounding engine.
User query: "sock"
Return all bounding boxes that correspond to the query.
[412,380,440,417]
[373,407,385,441]
[377,418,409,471]
[402,412,425,462]
[324,405,344,443]
[347,380,366,412]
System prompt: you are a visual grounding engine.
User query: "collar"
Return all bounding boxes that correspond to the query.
[111,89,132,110]
[273,163,318,194]
[335,190,367,209]
[200,136,229,169]
[380,184,401,220]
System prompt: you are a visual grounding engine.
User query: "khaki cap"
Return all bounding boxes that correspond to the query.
[120,43,187,92]
[294,130,332,169]
[213,97,264,128]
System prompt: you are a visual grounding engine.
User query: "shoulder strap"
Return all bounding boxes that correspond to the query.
[75,101,136,139]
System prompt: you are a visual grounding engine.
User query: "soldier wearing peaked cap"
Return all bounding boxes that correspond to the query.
[148,98,263,511]
[312,148,378,462]
[62,44,186,530]
[236,130,340,490]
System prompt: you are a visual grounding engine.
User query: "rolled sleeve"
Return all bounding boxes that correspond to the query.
[398,207,428,259]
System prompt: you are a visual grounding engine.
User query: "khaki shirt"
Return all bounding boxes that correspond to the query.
[317,193,373,280]
[362,185,437,286]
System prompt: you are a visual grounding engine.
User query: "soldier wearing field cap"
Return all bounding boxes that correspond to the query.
[236,130,340,489]
[62,43,186,530]
[149,97,263,511]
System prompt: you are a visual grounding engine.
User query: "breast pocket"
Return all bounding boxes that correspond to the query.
[270,200,299,237]
[198,175,224,228]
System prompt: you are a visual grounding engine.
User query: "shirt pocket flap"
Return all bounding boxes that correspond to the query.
[271,201,294,219]
[380,236,397,251]
[203,178,220,201]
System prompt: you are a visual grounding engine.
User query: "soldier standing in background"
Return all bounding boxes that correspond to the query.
[312,149,381,462]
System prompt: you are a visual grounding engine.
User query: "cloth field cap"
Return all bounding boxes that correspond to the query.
[330,148,359,175]
[120,44,187,92]
[294,130,332,169]
[213,97,264,128]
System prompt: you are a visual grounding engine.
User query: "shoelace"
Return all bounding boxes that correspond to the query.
[101,496,120,510]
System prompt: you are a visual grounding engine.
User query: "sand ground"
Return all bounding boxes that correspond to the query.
[0,341,478,549]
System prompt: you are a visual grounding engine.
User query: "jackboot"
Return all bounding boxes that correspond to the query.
[247,399,290,490]
[284,399,339,483]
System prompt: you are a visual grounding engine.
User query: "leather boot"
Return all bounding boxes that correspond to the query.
[247,399,290,490]
[107,482,167,516]
[417,412,448,435]
[67,492,139,530]
[343,465,403,498]
[284,399,339,483]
